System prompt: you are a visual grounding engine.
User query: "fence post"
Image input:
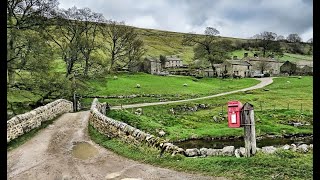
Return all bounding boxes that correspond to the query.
[241,103,256,157]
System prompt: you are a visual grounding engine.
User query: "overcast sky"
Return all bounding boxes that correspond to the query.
[58,0,313,41]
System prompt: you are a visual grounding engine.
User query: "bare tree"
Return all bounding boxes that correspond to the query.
[183,27,231,74]
[46,6,103,77]
[257,61,271,74]
[287,33,302,43]
[125,39,146,70]
[100,20,141,72]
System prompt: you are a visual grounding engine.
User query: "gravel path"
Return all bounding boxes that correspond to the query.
[112,77,274,109]
[7,111,226,180]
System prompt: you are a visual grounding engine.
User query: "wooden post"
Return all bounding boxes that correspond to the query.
[241,103,256,157]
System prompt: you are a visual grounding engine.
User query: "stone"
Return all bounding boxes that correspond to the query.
[290,144,297,151]
[234,149,241,158]
[239,147,246,156]
[158,130,166,137]
[222,146,235,156]
[282,144,290,150]
[206,149,222,156]
[200,148,208,156]
[309,144,313,149]
[297,144,308,153]
[262,146,277,154]
[185,148,200,157]
[293,122,303,127]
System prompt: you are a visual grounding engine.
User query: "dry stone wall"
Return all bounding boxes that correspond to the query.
[89,98,184,156]
[7,99,73,143]
[89,98,313,157]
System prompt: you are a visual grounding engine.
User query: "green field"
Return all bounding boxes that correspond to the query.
[107,76,313,141]
[88,73,259,96]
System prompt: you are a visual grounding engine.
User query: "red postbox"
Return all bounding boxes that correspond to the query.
[228,101,242,128]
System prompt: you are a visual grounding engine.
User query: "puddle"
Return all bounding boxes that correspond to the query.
[71,142,98,160]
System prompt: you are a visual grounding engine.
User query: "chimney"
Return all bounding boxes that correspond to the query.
[244,53,248,58]
[233,56,238,60]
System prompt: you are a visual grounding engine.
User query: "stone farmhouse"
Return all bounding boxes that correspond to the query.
[242,55,283,75]
[143,57,162,74]
[165,55,184,68]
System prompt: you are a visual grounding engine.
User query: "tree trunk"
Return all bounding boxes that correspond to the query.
[210,62,216,76]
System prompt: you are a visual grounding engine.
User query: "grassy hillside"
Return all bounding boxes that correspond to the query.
[133,27,312,64]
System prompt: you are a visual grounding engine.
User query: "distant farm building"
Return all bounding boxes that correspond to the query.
[165,55,183,68]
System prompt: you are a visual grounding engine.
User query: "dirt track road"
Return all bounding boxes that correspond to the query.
[7,111,226,180]
[112,77,274,109]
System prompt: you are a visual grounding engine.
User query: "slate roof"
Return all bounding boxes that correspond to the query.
[226,60,252,66]
[242,56,279,62]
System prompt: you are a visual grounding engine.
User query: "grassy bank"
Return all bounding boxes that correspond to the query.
[89,125,313,180]
[107,76,313,140]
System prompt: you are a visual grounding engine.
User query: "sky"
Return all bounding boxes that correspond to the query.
[58,0,313,41]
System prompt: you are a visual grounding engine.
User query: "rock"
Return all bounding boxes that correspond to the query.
[239,147,246,156]
[158,130,166,137]
[256,147,261,152]
[262,146,277,154]
[234,149,241,158]
[309,144,313,149]
[293,122,303,127]
[200,148,208,156]
[185,148,200,157]
[282,144,290,150]
[290,144,297,151]
[222,146,235,156]
[183,83,188,87]
[206,149,222,156]
[297,144,308,153]
[136,84,141,88]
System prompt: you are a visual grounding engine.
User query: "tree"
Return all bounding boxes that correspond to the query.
[276,35,285,41]
[280,61,297,76]
[287,33,302,43]
[307,38,313,44]
[159,55,167,68]
[100,20,142,72]
[257,61,271,74]
[46,6,103,77]
[257,31,278,57]
[7,0,58,85]
[78,8,104,77]
[125,39,146,70]
[183,27,231,74]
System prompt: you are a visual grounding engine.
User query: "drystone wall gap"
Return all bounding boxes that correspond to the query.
[7,99,73,143]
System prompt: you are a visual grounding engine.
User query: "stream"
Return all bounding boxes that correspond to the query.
[173,136,313,149]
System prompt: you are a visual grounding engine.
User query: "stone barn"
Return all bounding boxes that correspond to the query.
[143,57,161,74]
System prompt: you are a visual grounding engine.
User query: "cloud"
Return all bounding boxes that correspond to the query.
[58,0,313,41]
